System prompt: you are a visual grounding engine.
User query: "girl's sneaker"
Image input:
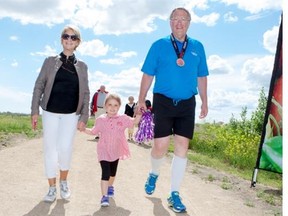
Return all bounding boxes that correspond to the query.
[100,195,109,207]
[107,186,114,197]
[44,186,57,203]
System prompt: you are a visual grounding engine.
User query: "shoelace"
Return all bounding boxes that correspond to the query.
[108,187,114,193]
[172,194,182,205]
[48,188,56,196]
[61,182,68,192]
[149,176,156,185]
[101,196,109,202]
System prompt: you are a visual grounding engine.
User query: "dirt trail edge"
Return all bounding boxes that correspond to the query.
[0,131,281,216]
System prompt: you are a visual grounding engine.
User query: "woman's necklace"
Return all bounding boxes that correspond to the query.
[60,53,77,74]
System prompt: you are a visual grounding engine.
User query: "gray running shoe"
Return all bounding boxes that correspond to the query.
[60,180,71,200]
[44,186,57,203]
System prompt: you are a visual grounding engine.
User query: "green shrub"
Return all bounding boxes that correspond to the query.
[190,123,260,170]
[0,113,41,138]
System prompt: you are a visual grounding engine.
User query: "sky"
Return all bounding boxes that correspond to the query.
[0,0,283,123]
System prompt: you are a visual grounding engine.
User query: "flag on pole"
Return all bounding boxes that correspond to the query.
[251,14,282,186]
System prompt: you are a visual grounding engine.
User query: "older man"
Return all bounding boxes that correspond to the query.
[90,85,108,118]
[90,85,108,139]
[137,7,209,213]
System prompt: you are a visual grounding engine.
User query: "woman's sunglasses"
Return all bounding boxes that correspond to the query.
[61,34,79,41]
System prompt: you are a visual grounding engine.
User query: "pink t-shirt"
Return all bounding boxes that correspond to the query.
[91,114,134,162]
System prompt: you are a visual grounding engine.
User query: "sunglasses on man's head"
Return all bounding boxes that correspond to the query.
[61,34,79,41]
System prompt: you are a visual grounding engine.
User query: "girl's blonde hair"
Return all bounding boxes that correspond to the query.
[105,93,122,106]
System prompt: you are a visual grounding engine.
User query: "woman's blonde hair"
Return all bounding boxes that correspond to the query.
[61,24,81,50]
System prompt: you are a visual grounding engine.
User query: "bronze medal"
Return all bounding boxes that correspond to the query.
[170,34,188,68]
[176,58,185,67]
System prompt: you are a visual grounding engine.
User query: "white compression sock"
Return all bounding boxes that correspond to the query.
[171,155,187,192]
[150,156,165,175]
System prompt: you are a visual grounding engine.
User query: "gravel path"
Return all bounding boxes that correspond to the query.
[0,131,281,216]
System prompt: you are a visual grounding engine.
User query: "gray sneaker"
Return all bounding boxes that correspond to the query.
[44,186,57,203]
[60,180,71,200]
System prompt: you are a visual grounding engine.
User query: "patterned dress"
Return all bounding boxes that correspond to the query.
[91,114,134,161]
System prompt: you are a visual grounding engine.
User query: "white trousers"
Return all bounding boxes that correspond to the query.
[42,110,78,178]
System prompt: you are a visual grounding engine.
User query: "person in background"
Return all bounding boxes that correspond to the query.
[83,93,141,207]
[137,7,208,213]
[90,85,108,139]
[124,96,136,141]
[31,24,90,203]
[145,99,152,111]
[90,85,108,117]
[135,99,153,146]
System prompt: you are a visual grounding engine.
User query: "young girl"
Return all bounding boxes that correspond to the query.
[124,96,136,141]
[84,93,141,207]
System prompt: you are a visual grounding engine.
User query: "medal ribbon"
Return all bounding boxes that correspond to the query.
[170,33,188,59]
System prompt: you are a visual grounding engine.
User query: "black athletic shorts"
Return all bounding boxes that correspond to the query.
[152,93,196,139]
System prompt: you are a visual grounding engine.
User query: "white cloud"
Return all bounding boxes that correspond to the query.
[78,39,110,57]
[241,55,274,90]
[217,0,282,14]
[115,51,137,58]
[30,45,57,57]
[171,0,220,26]
[0,0,281,37]
[244,13,270,21]
[89,67,142,93]
[263,25,279,53]
[65,0,173,35]
[30,39,110,59]
[0,0,221,35]
[9,35,18,41]
[206,89,259,122]
[191,12,220,26]
[206,53,274,123]
[11,60,18,67]
[0,0,78,26]
[100,58,124,65]
[207,55,234,75]
[88,66,146,113]
[100,51,137,65]
[0,0,281,123]
[180,0,210,10]
[223,11,238,23]
[0,86,31,114]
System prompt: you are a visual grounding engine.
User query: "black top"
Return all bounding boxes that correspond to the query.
[46,53,79,113]
[124,103,135,117]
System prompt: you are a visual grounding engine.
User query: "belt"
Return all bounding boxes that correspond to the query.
[154,93,195,106]
[97,106,103,108]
